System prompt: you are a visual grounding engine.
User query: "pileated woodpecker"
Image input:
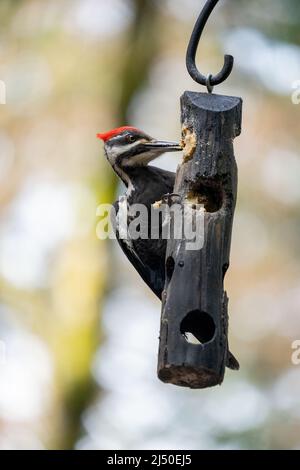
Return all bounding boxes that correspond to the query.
[97,126,239,370]
[97,126,179,297]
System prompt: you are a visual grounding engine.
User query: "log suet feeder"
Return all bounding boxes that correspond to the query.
[157,0,243,388]
[106,0,243,389]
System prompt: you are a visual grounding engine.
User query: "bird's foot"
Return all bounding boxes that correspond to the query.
[161,193,182,206]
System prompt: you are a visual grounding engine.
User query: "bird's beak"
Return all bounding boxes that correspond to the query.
[143,140,182,152]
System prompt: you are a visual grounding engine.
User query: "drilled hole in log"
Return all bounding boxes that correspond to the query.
[187,181,223,213]
[166,256,175,283]
[180,310,215,345]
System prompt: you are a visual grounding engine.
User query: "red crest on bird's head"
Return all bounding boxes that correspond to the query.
[97,126,140,142]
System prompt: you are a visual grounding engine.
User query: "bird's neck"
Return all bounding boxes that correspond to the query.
[113,164,156,202]
[112,162,135,196]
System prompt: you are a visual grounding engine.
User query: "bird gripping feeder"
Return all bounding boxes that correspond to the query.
[157,0,243,388]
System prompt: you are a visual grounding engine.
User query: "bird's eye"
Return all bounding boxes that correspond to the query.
[127,135,136,143]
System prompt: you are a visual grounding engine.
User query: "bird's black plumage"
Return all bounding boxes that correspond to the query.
[113,165,175,299]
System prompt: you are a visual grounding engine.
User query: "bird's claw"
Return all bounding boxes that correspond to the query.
[161,193,182,206]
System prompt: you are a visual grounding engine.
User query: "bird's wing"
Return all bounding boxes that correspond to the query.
[116,236,164,300]
[111,168,176,300]
[112,201,164,299]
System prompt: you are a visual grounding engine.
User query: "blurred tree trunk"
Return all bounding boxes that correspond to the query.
[0,0,161,451]
[118,0,160,124]
[60,0,161,449]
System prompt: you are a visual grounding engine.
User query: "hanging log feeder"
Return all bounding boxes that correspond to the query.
[157,0,243,388]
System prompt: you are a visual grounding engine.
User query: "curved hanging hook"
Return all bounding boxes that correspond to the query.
[186,0,234,91]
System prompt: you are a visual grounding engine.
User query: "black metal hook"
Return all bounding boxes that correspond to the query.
[186,0,234,92]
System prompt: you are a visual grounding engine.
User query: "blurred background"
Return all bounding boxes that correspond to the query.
[0,0,300,450]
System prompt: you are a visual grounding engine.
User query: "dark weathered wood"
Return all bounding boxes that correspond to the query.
[158,91,242,388]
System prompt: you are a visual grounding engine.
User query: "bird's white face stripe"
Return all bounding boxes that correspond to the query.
[107,141,142,163]
[122,150,159,167]
[105,139,159,170]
